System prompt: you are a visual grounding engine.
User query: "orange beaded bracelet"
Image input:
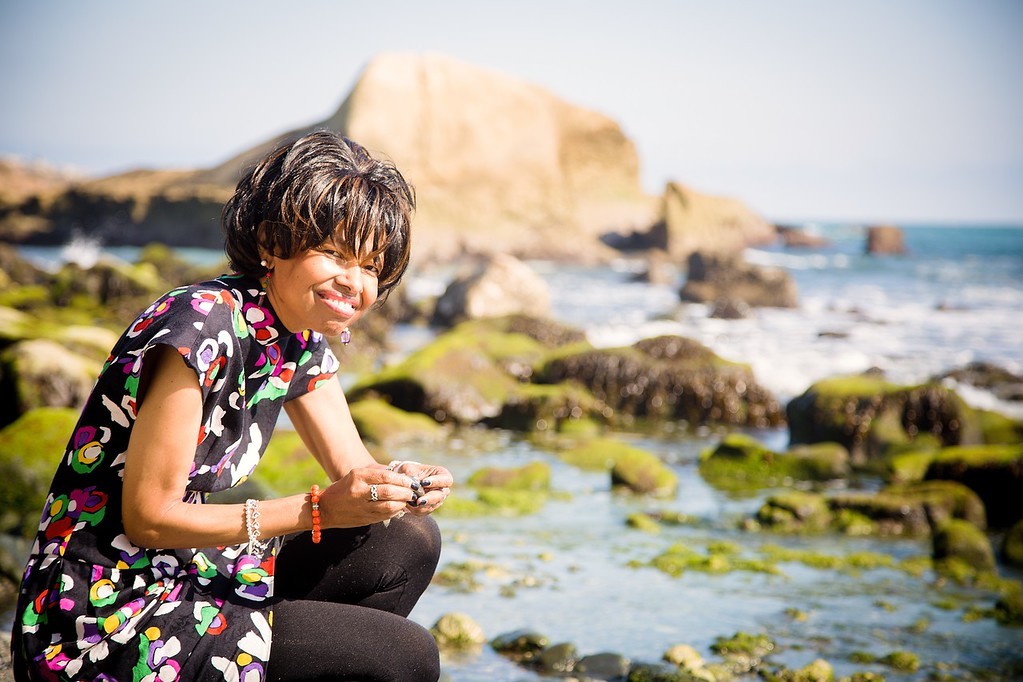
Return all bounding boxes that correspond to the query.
[310,484,321,544]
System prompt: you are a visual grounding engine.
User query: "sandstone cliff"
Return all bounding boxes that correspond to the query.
[199,52,656,261]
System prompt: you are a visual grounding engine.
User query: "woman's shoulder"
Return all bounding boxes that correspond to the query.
[117,274,258,347]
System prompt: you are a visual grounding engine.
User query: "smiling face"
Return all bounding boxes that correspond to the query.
[263,243,381,336]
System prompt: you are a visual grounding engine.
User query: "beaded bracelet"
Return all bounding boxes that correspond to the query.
[310,484,321,544]
[244,498,269,559]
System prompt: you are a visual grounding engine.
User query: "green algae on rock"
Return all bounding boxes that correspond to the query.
[348,397,444,447]
[786,374,983,464]
[0,406,78,535]
[932,519,996,575]
[924,443,1023,528]
[540,335,783,429]
[429,612,487,649]
[699,433,849,494]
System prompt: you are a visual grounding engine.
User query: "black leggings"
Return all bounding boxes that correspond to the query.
[265,515,442,682]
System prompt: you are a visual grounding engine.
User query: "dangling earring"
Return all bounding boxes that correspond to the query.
[340,328,351,345]
[259,260,272,306]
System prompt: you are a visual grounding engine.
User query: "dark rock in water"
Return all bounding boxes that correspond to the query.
[865,224,907,255]
[576,652,630,679]
[536,642,578,674]
[627,661,708,681]
[935,361,1023,403]
[786,374,983,464]
[490,629,550,663]
[776,224,831,248]
[924,444,1023,528]
[0,243,50,286]
[431,254,551,327]
[540,335,783,428]
[680,251,797,308]
[699,434,850,493]
[708,298,752,320]
[1001,518,1023,568]
[932,518,996,573]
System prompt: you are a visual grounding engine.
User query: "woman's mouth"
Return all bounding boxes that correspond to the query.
[318,291,357,318]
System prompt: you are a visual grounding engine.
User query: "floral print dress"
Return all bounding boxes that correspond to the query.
[12,274,339,681]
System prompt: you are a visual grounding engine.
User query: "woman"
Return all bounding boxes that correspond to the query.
[11,131,451,681]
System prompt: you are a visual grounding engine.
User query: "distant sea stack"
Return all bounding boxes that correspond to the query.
[1,52,776,263]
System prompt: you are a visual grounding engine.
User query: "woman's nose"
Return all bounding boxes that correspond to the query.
[337,262,363,294]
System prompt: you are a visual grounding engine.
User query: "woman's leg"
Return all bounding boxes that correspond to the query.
[273,514,442,616]
[266,515,443,681]
[266,599,440,682]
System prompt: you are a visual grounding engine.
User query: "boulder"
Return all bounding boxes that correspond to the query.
[346,319,548,424]
[924,444,1023,528]
[776,225,831,249]
[540,335,783,428]
[1003,519,1023,568]
[755,480,986,537]
[932,519,996,574]
[610,445,678,498]
[491,629,550,663]
[679,251,798,308]
[203,52,657,262]
[865,224,907,255]
[935,361,1023,404]
[698,434,849,493]
[432,254,551,326]
[430,612,486,649]
[657,183,776,260]
[0,339,101,427]
[0,407,79,535]
[786,374,983,464]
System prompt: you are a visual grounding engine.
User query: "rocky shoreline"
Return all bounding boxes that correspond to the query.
[2,243,1022,680]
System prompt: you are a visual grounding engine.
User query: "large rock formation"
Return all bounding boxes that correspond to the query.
[656,182,776,259]
[200,52,656,262]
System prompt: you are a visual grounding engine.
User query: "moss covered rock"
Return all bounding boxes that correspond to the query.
[0,338,101,428]
[467,461,551,491]
[610,443,678,498]
[348,321,546,424]
[430,612,486,649]
[924,444,1023,527]
[1003,519,1023,568]
[932,519,996,574]
[348,397,444,447]
[540,335,783,428]
[486,381,609,432]
[699,434,848,493]
[786,374,982,464]
[756,491,833,533]
[251,430,331,496]
[0,407,78,535]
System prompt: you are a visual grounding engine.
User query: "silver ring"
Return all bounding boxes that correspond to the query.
[370,484,378,502]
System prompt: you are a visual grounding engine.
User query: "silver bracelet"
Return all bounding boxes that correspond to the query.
[245,498,269,559]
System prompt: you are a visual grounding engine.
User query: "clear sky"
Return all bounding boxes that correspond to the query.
[2,0,1021,224]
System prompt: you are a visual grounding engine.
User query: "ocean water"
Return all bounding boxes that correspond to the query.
[541,224,1023,417]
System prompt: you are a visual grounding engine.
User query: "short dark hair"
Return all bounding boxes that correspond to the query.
[221,130,415,299]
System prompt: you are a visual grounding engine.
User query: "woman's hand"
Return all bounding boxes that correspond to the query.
[319,464,452,526]
[391,462,453,516]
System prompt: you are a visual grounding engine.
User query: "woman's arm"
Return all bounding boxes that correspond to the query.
[285,376,454,516]
[121,346,409,550]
